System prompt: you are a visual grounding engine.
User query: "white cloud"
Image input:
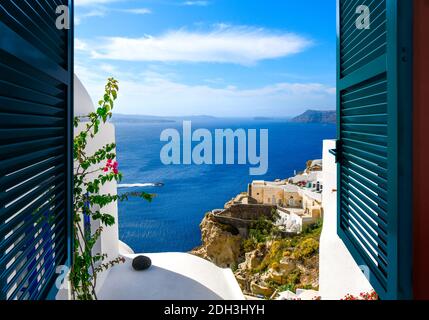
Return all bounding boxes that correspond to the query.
[75,0,122,6]
[182,1,210,6]
[119,8,152,15]
[80,25,312,65]
[75,5,151,25]
[75,64,335,117]
[75,38,89,50]
[99,63,117,73]
[75,9,107,25]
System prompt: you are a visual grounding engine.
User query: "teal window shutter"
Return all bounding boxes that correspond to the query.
[0,1,73,300]
[337,0,413,300]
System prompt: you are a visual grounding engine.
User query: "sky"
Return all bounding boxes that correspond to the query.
[75,0,336,117]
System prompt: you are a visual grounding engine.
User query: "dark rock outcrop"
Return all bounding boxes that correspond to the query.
[291,110,336,124]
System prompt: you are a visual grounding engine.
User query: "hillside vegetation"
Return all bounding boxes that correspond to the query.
[192,212,322,299]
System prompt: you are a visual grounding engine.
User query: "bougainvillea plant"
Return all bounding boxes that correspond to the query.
[342,290,379,300]
[71,78,153,300]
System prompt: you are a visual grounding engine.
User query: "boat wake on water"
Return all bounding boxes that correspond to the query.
[117,183,164,189]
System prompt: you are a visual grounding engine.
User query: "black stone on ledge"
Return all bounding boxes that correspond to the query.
[132,256,152,271]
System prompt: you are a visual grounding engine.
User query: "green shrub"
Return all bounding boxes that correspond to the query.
[277,271,301,294]
[302,219,323,235]
[243,217,279,248]
[255,240,288,272]
[278,283,297,293]
[271,208,280,221]
[292,238,319,260]
[248,217,277,242]
[287,269,301,285]
[290,238,299,247]
[243,237,258,252]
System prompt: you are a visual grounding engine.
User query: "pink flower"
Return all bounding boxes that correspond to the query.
[103,160,119,174]
[342,291,378,301]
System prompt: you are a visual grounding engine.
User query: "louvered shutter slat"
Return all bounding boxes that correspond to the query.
[337,0,413,299]
[0,0,72,300]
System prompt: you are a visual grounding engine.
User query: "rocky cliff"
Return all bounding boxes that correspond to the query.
[191,213,243,268]
[191,206,321,299]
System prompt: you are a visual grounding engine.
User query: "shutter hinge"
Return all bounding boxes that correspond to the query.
[329,139,342,163]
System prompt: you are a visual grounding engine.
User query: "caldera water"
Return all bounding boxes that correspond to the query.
[115,119,336,253]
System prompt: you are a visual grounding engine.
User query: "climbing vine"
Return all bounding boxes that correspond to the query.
[71,78,152,300]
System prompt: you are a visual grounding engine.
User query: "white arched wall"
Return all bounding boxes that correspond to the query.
[74,74,95,116]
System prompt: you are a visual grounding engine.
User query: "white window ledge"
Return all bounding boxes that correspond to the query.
[97,252,245,300]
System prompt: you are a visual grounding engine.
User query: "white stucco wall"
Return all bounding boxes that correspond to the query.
[74,75,95,116]
[319,140,374,300]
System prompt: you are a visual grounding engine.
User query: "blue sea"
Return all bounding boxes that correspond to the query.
[115,119,336,253]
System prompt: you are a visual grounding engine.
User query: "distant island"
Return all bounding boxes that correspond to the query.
[111,114,176,124]
[290,110,336,124]
[111,114,218,124]
[110,111,336,124]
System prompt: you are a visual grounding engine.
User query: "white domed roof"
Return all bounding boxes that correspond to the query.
[74,74,95,116]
